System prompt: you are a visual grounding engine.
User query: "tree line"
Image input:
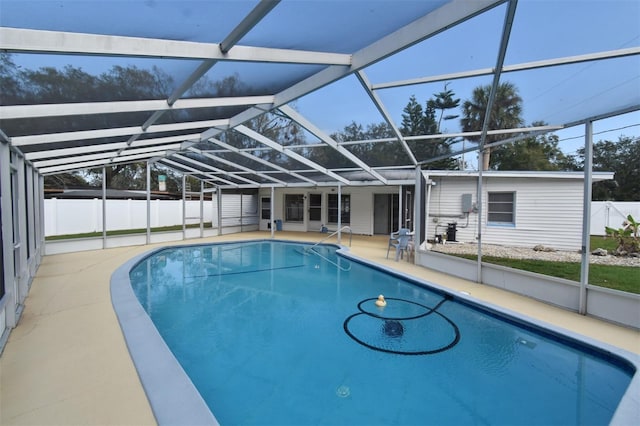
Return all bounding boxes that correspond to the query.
[1,53,636,200]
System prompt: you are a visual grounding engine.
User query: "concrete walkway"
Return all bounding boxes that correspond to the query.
[2,231,639,425]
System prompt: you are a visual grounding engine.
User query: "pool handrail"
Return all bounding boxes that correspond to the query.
[309,225,352,248]
[306,246,352,271]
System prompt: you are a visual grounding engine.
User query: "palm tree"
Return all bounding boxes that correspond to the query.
[460,82,524,170]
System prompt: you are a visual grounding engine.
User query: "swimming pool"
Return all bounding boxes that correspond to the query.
[112,240,639,425]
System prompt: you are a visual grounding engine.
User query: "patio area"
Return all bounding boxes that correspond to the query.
[1,231,639,425]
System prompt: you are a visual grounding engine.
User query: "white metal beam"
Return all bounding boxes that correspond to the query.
[201,0,503,141]
[372,46,640,90]
[160,158,239,187]
[235,125,350,185]
[1,96,274,120]
[187,147,287,186]
[206,138,318,185]
[38,151,169,174]
[278,104,389,184]
[138,1,280,146]
[355,70,417,165]
[12,119,227,146]
[220,0,280,53]
[0,27,351,66]
[32,144,180,168]
[171,153,261,186]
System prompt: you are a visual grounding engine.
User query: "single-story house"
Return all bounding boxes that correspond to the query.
[422,171,614,251]
[258,170,614,251]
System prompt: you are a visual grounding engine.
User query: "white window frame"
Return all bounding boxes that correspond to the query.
[487,191,515,226]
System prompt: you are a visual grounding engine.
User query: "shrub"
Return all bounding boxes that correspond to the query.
[605,215,639,256]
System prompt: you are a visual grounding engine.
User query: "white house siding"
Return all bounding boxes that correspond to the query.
[490,178,583,250]
[212,193,258,228]
[427,177,478,244]
[260,186,400,235]
[426,176,586,251]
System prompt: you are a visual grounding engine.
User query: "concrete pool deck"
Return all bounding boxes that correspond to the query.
[2,231,639,425]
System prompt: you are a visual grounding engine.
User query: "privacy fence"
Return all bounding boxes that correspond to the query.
[44,198,639,238]
[590,201,640,235]
[45,194,259,236]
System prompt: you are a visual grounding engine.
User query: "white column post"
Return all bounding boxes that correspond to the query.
[146,162,151,244]
[579,121,594,315]
[102,167,107,248]
[270,186,275,238]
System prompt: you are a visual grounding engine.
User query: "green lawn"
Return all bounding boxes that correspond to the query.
[457,255,639,294]
[590,235,618,252]
[452,235,639,294]
[45,223,212,241]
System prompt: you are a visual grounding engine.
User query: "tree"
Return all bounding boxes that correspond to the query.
[460,82,524,170]
[0,54,22,105]
[490,121,578,171]
[577,135,640,201]
[43,172,90,190]
[318,121,401,168]
[431,83,460,131]
[400,92,458,169]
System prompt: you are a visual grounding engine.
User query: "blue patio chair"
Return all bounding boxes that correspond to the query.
[386,228,412,261]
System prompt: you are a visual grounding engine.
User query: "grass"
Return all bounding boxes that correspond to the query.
[456,254,639,294]
[590,235,618,252]
[45,223,212,241]
[452,235,639,295]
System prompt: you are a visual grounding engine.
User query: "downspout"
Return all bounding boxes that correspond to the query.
[579,121,593,315]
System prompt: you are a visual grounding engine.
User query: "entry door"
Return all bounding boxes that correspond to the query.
[307,193,323,231]
[260,197,271,229]
[373,194,399,234]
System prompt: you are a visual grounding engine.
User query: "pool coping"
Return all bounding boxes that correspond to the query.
[110,248,219,426]
[110,239,640,425]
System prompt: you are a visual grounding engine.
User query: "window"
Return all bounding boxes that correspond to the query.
[284,194,304,222]
[328,194,350,224]
[487,192,515,225]
[261,197,270,220]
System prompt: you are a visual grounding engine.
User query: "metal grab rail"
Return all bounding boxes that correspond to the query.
[308,225,353,249]
[306,247,352,272]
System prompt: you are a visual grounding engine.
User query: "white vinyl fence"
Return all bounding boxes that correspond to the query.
[45,198,638,238]
[590,201,640,235]
[44,198,213,236]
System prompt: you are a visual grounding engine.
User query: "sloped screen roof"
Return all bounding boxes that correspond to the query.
[1,0,638,188]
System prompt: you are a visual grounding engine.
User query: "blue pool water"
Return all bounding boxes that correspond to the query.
[128,240,635,425]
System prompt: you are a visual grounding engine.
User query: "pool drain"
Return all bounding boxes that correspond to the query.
[383,320,404,337]
[336,385,351,398]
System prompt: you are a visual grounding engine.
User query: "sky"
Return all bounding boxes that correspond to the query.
[2,0,639,169]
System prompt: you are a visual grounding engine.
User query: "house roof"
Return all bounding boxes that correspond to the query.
[423,170,615,182]
[1,0,638,188]
[44,189,178,200]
